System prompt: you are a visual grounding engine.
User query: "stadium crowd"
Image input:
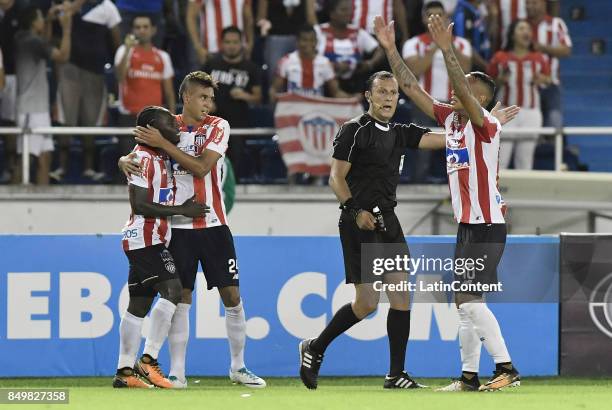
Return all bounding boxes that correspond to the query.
[0,0,570,185]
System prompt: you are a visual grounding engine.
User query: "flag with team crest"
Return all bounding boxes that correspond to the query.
[274,93,363,176]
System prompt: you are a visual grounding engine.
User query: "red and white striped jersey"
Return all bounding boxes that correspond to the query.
[171,114,230,230]
[314,23,379,80]
[191,0,250,53]
[495,0,526,48]
[487,51,550,109]
[532,15,572,85]
[276,51,335,97]
[351,0,392,34]
[433,102,506,224]
[122,145,174,251]
[402,34,472,101]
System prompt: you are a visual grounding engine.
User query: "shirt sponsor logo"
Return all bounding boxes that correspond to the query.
[446,146,470,171]
[158,187,174,205]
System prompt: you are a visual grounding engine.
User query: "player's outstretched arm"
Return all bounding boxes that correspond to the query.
[373,16,435,119]
[129,185,209,218]
[133,125,220,178]
[491,102,520,125]
[428,15,484,127]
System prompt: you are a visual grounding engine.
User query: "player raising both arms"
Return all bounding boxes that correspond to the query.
[114,106,208,389]
[120,72,265,389]
[374,15,520,392]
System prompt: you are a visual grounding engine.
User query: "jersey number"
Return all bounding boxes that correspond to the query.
[228,259,239,273]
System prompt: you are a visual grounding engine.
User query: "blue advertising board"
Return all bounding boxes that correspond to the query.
[0,235,558,377]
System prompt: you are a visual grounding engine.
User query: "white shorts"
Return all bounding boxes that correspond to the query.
[17,112,54,157]
[0,75,17,122]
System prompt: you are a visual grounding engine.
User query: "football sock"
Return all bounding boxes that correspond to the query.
[117,311,144,370]
[387,308,411,377]
[496,362,514,372]
[310,303,360,354]
[461,302,511,364]
[457,305,482,373]
[143,298,177,359]
[461,371,480,386]
[168,303,190,380]
[225,300,246,372]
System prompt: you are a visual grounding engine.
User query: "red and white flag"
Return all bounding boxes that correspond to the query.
[274,93,363,176]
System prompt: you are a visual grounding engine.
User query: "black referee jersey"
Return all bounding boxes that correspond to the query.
[332,113,430,210]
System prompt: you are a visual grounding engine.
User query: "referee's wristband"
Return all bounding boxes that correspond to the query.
[340,198,364,221]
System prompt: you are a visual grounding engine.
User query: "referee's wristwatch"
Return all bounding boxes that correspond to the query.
[340,198,364,221]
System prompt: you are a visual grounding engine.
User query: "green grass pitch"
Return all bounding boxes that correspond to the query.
[1,377,611,409]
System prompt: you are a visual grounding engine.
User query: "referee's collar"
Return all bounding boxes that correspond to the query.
[364,113,390,131]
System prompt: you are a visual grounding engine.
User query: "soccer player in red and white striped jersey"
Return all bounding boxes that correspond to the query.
[130,71,266,389]
[116,106,208,390]
[526,0,572,129]
[375,15,521,392]
[186,0,254,65]
[488,19,550,169]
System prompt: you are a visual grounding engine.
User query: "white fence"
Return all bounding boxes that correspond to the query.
[0,125,611,184]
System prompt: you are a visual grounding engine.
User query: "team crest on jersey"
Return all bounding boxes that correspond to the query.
[194,133,207,147]
[297,112,338,158]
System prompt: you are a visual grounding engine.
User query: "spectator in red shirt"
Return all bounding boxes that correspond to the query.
[488,19,550,169]
[114,15,176,159]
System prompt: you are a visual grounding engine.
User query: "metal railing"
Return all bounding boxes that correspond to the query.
[0,124,611,184]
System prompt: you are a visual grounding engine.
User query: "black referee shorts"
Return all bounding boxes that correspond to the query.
[339,209,410,284]
[454,223,507,295]
[169,225,239,291]
[125,243,178,298]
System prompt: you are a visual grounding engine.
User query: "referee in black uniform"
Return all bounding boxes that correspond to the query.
[298,71,448,390]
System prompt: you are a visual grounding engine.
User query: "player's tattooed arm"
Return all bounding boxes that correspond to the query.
[428,15,485,126]
[373,16,435,119]
[129,185,209,218]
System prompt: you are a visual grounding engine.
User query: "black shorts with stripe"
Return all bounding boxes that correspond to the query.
[125,243,178,297]
[169,225,239,291]
[454,223,507,295]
